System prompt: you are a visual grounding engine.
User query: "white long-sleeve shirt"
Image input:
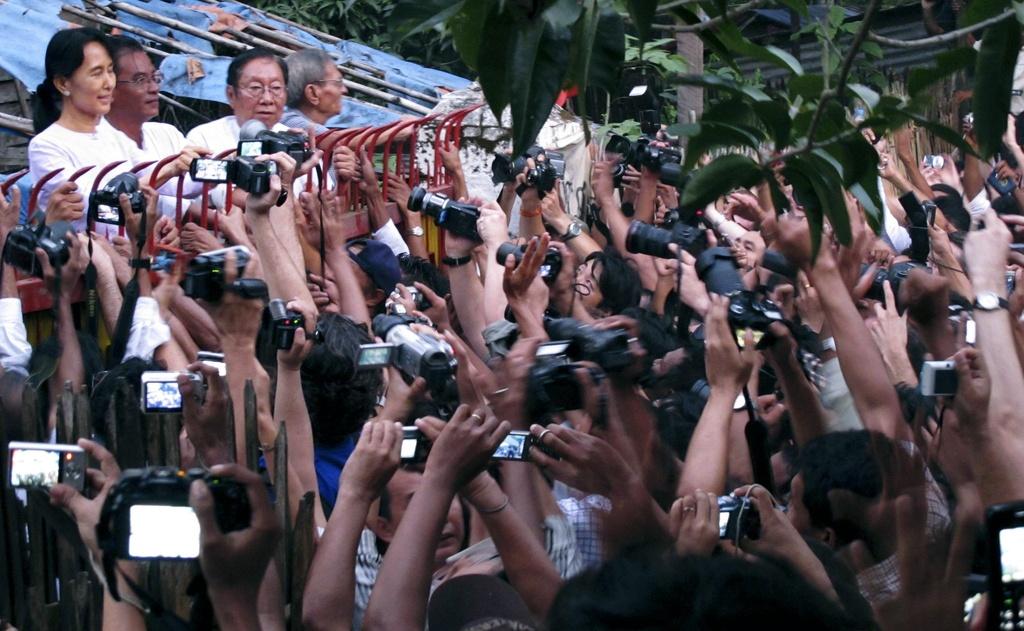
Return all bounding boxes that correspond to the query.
[123,297,171,362]
[0,298,32,375]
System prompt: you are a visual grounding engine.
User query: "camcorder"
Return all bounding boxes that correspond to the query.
[544,317,634,373]
[189,157,278,196]
[358,314,458,402]
[491,146,566,197]
[495,242,563,283]
[526,341,608,421]
[407,187,481,241]
[697,247,786,345]
[263,299,305,351]
[718,495,761,542]
[7,441,86,490]
[140,370,201,413]
[604,134,685,188]
[625,219,706,259]
[237,128,312,166]
[399,428,557,464]
[89,172,145,226]
[97,467,251,561]
[2,221,73,278]
[183,245,257,302]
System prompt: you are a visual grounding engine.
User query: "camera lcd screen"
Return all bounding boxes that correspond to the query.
[10,448,59,487]
[1000,527,1024,584]
[128,505,200,558]
[400,437,419,460]
[718,511,730,538]
[145,380,182,411]
[536,342,571,358]
[492,433,527,460]
[95,204,120,225]
[193,159,229,182]
[238,140,262,158]
[358,346,392,368]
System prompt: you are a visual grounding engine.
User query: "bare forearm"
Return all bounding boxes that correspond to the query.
[597,195,630,255]
[168,315,200,362]
[171,296,221,351]
[251,218,315,313]
[480,503,562,620]
[324,248,370,325]
[402,215,430,260]
[773,355,829,446]
[302,492,372,631]
[635,172,658,224]
[679,391,735,496]
[365,191,390,233]
[977,310,1024,423]
[808,256,904,439]
[363,478,452,631]
[448,266,489,359]
[55,301,84,394]
[482,248,509,325]
[95,271,123,336]
[275,367,321,524]
[1,262,16,298]
[269,198,305,273]
[224,343,274,465]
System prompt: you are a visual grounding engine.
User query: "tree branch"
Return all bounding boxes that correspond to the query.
[867,8,1014,49]
[802,0,881,151]
[650,0,772,33]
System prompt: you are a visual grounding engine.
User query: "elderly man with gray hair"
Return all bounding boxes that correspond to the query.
[283,49,348,135]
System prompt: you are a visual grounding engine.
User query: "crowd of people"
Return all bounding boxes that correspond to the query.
[2,23,1024,631]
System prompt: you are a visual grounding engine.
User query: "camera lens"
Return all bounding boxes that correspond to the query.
[696,247,745,295]
[496,242,521,266]
[625,221,674,259]
[408,187,428,212]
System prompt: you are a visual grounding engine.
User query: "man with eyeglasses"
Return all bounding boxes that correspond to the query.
[185,47,292,156]
[282,49,347,137]
[106,36,194,218]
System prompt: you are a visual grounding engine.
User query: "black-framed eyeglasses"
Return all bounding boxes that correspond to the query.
[117,72,164,87]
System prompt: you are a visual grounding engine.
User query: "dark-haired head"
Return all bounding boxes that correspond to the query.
[33,28,113,132]
[576,248,642,318]
[549,546,857,630]
[226,49,288,128]
[301,313,383,445]
[106,35,161,125]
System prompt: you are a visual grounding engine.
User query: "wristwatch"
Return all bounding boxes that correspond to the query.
[409,225,425,238]
[561,221,583,242]
[974,291,1009,312]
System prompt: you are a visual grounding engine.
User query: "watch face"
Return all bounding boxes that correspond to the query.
[978,293,999,310]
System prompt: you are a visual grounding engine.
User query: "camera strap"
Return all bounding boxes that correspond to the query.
[84,237,98,338]
[315,164,326,278]
[102,553,190,631]
[107,211,149,366]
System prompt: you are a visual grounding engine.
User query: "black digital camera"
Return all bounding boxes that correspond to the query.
[359,314,458,399]
[605,134,685,187]
[237,129,312,165]
[526,344,606,419]
[264,298,304,351]
[407,187,480,241]
[495,242,563,283]
[97,467,251,560]
[544,318,633,373]
[89,172,145,226]
[697,247,785,338]
[189,156,277,196]
[863,260,926,305]
[491,146,566,196]
[2,221,73,278]
[718,495,760,541]
[183,245,253,302]
[625,219,705,259]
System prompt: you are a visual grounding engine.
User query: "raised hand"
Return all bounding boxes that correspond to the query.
[179,361,231,466]
[422,404,509,490]
[339,420,403,502]
[44,181,85,225]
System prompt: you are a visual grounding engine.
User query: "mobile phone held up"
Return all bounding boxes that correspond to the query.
[8,441,86,490]
[987,502,1024,630]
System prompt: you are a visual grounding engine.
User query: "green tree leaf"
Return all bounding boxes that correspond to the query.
[752,100,792,148]
[681,122,765,169]
[507,11,574,153]
[450,1,491,68]
[568,4,624,94]
[713,22,804,75]
[848,83,880,110]
[961,0,1010,26]
[806,151,852,245]
[668,6,739,71]
[674,74,771,102]
[973,18,1020,158]
[680,154,765,209]
[389,0,467,37]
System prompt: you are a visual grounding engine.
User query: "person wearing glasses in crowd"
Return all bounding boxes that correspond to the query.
[29,28,205,233]
[185,48,292,154]
[105,36,190,218]
[282,49,347,136]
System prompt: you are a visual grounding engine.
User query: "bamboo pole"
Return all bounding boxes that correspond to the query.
[221,26,293,57]
[0,112,33,136]
[159,93,211,121]
[61,4,214,57]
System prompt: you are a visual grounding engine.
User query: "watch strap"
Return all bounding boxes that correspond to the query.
[443,254,472,268]
[974,293,1010,311]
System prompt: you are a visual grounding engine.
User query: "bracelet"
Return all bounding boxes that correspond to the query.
[130,258,151,270]
[520,207,541,218]
[477,495,510,514]
[259,441,277,454]
[443,254,472,267]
